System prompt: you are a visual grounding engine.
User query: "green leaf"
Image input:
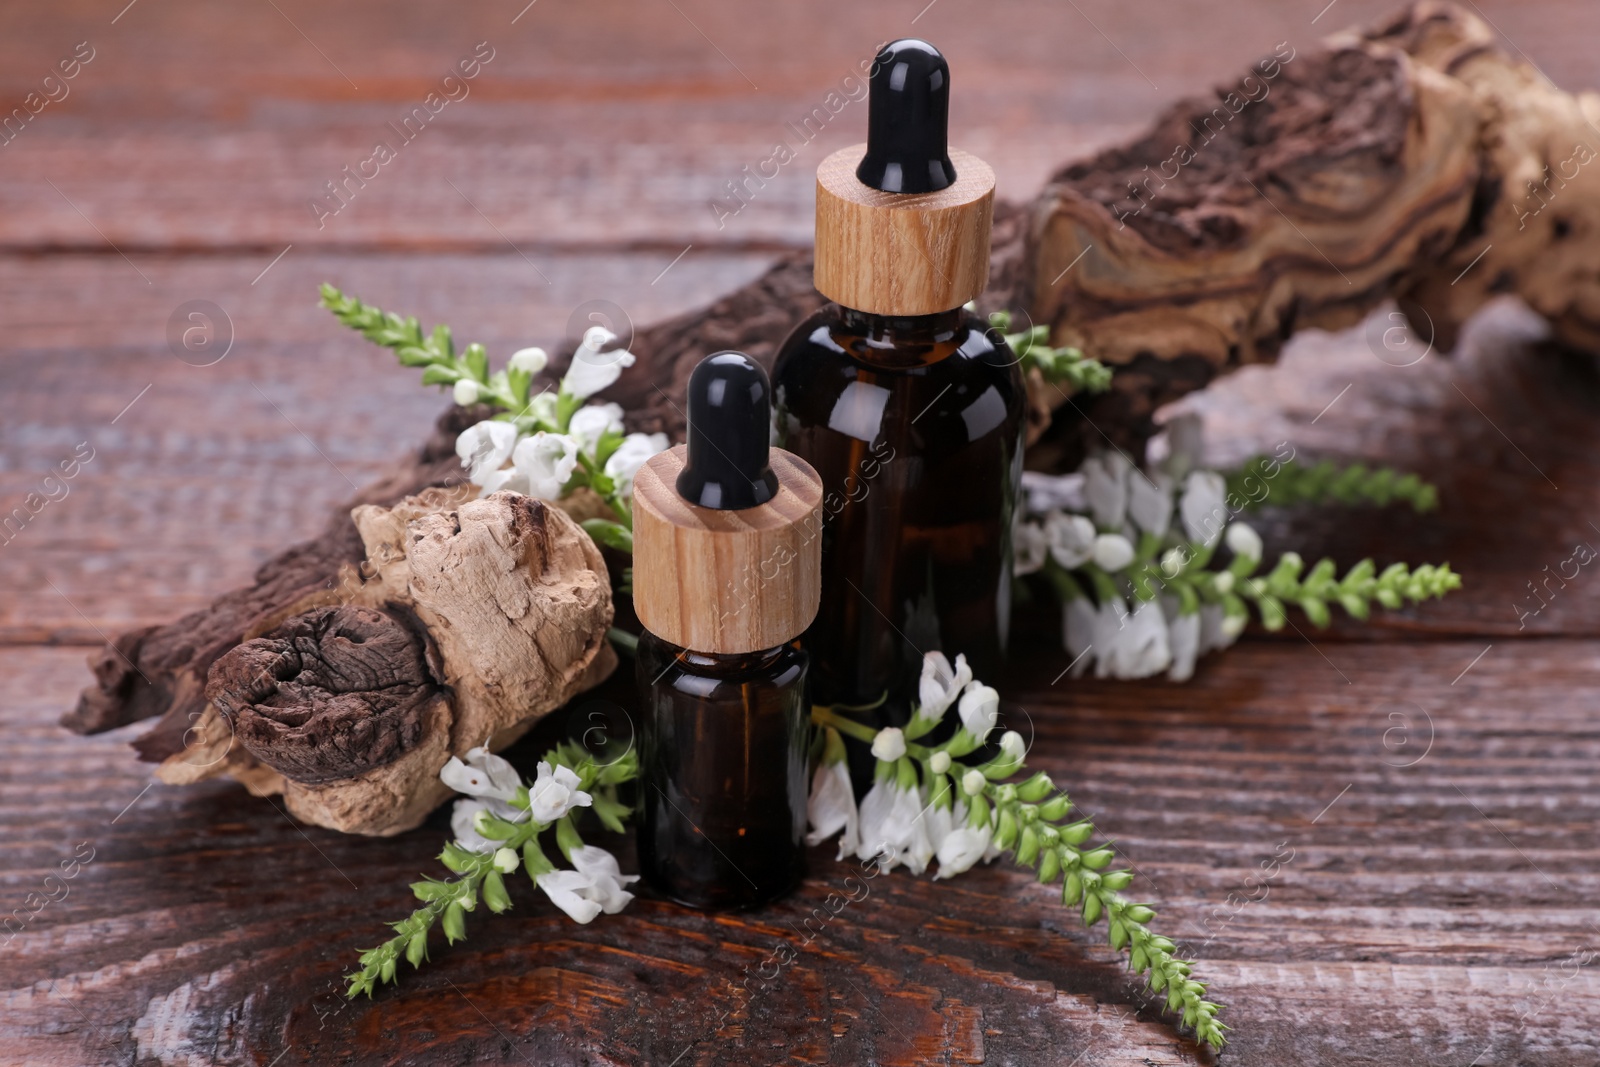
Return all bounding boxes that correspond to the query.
[462,342,489,384]
[581,519,633,553]
[420,364,463,387]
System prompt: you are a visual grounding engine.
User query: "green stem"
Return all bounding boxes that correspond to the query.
[811,706,881,744]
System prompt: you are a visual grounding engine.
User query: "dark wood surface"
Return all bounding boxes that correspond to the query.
[4,2,1599,1064]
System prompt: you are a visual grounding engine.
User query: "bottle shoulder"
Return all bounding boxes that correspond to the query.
[771,305,1025,451]
[638,632,808,692]
[773,305,1019,379]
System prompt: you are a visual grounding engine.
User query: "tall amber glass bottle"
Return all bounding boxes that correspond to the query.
[631,352,824,909]
[771,39,1024,714]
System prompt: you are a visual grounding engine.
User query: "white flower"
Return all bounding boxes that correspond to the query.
[1089,596,1131,677]
[602,432,669,497]
[1225,521,1263,562]
[1092,532,1136,572]
[961,768,987,796]
[535,845,638,924]
[526,390,559,426]
[1179,470,1228,546]
[871,727,907,763]
[1081,452,1131,528]
[1106,599,1170,679]
[1126,470,1174,536]
[567,403,624,455]
[561,326,636,399]
[456,420,520,494]
[935,824,993,879]
[1166,606,1201,682]
[450,798,505,853]
[805,761,860,860]
[1222,611,1248,639]
[1063,596,1098,677]
[1197,602,1232,656]
[453,378,482,406]
[1213,570,1235,595]
[1044,511,1097,569]
[998,730,1026,764]
[957,683,1000,741]
[440,745,522,802]
[528,759,592,824]
[916,651,972,723]
[908,796,953,870]
[512,432,580,500]
[1020,470,1087,515]
[1150,412,1204,480]
[856,781,932,874]
[928,751,952,775]
[508,347,548,375]
[1013,520,1048,576]
[492,847,521,873]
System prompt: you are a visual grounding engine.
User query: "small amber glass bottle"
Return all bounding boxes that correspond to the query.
[631,352,824,909]
[772,39,1024,713]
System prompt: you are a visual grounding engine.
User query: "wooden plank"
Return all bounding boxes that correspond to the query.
[0,249,776,639]
[0,2,1593,251]
[5,634,1598,1065]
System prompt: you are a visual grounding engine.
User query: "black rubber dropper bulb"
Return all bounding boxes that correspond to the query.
[676,351,780,510]
[855,38,957,194]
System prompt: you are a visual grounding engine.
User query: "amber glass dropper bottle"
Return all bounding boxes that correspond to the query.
[631,352,824,909]
[771,38,1024,718]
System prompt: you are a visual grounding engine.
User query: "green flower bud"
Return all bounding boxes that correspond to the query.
[1017,826,1041,866]
[1037,795,1073,821]
[1063,871,1083,906]
[1016,772,1054,802]
[1038,847,1061,885]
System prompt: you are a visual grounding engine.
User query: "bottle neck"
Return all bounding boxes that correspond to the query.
[835,304,969,369]
[643,631,795,675]
[838,305,966,344]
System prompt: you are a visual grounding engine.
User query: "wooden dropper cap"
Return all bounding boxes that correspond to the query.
[632,352,823,655]
[814,39,995,317]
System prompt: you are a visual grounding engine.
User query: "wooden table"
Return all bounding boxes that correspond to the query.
[4,1,1598,1063]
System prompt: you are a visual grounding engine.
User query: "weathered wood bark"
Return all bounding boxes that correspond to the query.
[168,489,617,836]
[208,604,439,785]
[1027,2,1600,448]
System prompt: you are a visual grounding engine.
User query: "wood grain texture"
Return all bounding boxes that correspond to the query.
[5,0,1600,1063]
[634,445,823,655]
[815,146,995,316]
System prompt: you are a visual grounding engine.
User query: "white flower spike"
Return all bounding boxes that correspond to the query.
[603,432,669,497]
[871,727,907,763]
[935,824,993,879]
[568,402,624,455]
[805,761,861,860]
[1225,521,1263,562]
[917,651,972,722]
[561,326,637,399]
[508,347,548,375]
[536,845,637,923]
[1013,520,1049,577]
[512,432,581,500]
[957,683,1000,741]
[1180,470,1228,546]
[528,760,592,824]
[1091,532,1136,572]
[1045,512,1097,569]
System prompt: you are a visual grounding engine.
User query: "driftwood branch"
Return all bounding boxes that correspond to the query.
[62,1,1600,833]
